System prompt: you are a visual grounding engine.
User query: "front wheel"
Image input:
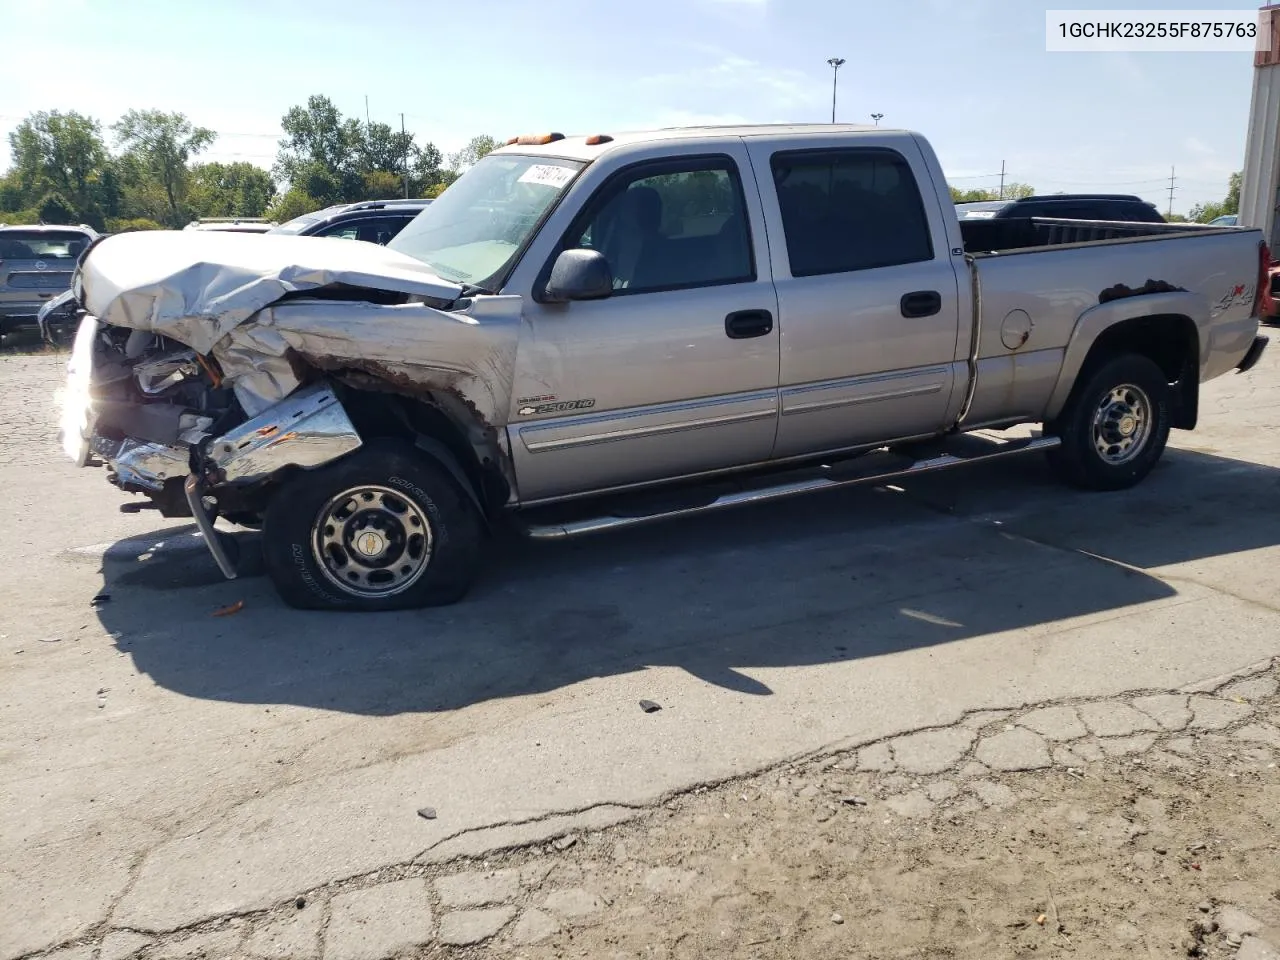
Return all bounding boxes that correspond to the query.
[1046,353,1172,491]
[261,440,484,611]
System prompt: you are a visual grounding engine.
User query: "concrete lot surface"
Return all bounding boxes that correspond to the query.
[3,343,1280,959]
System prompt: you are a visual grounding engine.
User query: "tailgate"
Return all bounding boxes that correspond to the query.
[1,259,75,295]
[0,231,86,305]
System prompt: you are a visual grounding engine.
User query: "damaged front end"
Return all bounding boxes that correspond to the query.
[59,229,521,582]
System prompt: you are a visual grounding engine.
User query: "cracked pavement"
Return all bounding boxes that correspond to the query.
[4,340,1280,959]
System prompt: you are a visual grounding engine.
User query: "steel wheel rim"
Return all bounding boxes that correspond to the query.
[311,485,433,598]
[1091,382,1152,465]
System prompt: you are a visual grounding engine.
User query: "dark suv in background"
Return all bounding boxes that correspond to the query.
[955,193,1166,223]
[267,198,431,243]
[0,223,98,339]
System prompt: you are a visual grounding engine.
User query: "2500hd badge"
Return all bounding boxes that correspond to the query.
[517,398,596,416]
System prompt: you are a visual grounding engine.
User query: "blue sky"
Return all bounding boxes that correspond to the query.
[0,0,1261,212]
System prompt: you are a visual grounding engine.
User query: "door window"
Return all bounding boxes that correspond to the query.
[314,217,408,243]
[565,158,754,294]
[770,148,933,276]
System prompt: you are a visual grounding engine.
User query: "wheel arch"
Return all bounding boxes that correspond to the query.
[1044,292,1204,430]
[333,383,514,521]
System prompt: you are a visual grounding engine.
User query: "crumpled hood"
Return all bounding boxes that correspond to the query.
[77,230,465,355]
[74,229,521,427]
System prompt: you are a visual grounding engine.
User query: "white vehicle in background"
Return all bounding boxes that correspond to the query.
[183,218,276,234]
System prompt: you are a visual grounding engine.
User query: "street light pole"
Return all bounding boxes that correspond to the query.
[826,57,846,123]
[870,112,883,126]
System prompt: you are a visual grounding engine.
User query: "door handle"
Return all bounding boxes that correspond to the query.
[725,309,774,339]
[900,290,942,318]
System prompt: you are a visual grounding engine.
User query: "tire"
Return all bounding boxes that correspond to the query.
[1046,352,1171,491]
[261,439,484,611]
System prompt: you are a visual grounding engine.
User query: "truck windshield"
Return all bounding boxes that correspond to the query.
[388,154,585,290]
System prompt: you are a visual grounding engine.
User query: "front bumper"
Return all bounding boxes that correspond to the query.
[1236,335,1269,374]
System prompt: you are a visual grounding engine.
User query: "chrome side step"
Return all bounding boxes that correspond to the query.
[519,434,1061,541]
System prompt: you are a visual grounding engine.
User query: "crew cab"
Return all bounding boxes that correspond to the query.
[57,124,1270,611]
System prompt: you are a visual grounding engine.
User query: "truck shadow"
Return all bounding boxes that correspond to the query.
[92,446,1280,715]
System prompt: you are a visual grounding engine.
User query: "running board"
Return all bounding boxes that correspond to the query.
[519,434,1061,541]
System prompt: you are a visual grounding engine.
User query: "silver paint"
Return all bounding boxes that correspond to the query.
[210,384,363,485]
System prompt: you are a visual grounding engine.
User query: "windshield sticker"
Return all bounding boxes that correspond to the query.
[518,164,576,188]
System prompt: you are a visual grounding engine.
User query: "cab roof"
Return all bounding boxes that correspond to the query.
[489,123,908,163]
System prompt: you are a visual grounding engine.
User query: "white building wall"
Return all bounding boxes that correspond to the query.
[1239,5,1280,248]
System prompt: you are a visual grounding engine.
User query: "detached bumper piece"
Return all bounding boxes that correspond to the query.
[185,383,364,580]
[1237,335,1269,374]
[209,383,363,485]
[184,475,239,581]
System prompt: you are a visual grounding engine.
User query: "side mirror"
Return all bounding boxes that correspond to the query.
[544,249,613,303]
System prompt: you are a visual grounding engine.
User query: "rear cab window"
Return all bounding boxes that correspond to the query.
[769,148,934,276]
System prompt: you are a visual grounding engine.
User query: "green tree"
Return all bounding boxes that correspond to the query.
[274,95,451,202]
[361,170,404,200]
[37,191,77,224]
[5,110,114,227]
[112,110,216,227]
[1188,171,1241,223]
[360,122,415,176]
[949,183,1035,202]
[106,217,165,233]
[448,135,499,174]
[409,143,446,196]
[265,186,324,224]
[189,161,276,217]
[275,96,364,203]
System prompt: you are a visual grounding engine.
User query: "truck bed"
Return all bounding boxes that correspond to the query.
[960,217,1230,255]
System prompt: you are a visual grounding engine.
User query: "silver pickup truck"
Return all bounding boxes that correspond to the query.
[58,123,1270,611]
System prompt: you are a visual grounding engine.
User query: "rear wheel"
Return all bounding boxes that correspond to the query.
[261,440,484,611]
[1046,353,1171,491]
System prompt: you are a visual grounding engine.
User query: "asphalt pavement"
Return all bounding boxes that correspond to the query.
[3,346,1280,959]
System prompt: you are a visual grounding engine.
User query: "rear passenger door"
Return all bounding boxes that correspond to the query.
[746,138,965,458]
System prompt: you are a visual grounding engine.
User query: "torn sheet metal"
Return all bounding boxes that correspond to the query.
[92,437,188,491]
[77,230,464,355]
[209,383,363,484]
[213,296,523,423]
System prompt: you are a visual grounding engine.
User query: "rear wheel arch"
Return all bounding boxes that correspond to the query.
[1047,300,1202,430]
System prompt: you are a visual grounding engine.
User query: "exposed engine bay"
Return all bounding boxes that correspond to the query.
[58,229,525,578]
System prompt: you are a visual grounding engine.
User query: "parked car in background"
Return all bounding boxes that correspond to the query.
[267,198,432,244]
[184,218,276,233]
[0,223,98,339]
[956,193,1166,223]
[1209,214,1239,226]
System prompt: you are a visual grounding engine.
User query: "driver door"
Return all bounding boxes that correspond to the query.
[504,144,781,503]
